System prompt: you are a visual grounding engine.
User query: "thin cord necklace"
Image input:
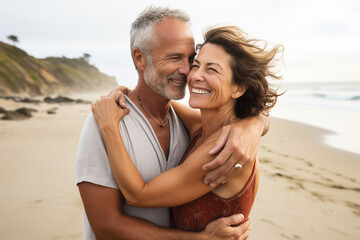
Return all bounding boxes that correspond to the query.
[137,95,169,128]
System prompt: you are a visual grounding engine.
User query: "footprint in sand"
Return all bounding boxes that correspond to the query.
[28,199,43,205]
[281,233,302,240]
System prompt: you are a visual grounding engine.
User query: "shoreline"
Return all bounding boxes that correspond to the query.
[0,95,359,239]
[271,96,360,155]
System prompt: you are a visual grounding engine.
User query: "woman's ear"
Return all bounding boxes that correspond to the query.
[232,84,248,99]
[132,48,147,70]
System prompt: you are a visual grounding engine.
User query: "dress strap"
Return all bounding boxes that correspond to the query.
[179,128,202,164]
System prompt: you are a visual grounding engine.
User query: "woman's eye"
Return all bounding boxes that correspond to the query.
[190,64,199,69]
[208,67,218,73]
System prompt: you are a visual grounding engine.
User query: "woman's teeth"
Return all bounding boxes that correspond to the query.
[191,88,210,94]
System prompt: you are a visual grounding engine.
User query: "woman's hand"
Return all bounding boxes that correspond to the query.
[105,86,131,109]
[91,94,130,130]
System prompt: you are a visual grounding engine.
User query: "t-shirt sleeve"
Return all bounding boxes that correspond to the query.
[75,113,119,189]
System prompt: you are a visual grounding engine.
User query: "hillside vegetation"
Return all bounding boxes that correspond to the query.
[0,41,117,95]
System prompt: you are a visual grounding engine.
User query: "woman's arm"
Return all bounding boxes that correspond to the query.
[91,95,214,208]
[100,123,215,208]
[171,101,201,137]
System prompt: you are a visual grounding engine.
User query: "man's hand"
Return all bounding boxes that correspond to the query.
[203,115,268,187]
[202,214,251,240]
[105,86,131,109]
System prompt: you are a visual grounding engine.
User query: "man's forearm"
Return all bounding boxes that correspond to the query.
[95,213,204,240]
[80,182,248,240]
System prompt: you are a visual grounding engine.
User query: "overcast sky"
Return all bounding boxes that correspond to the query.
[1,0,359,87]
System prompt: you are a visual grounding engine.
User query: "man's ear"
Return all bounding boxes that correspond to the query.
[232,84,248,99]
[132,48,147,70]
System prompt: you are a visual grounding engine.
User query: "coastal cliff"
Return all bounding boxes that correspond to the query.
[0,41,117,95]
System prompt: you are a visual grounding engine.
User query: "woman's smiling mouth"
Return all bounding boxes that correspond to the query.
[191,87,211,94]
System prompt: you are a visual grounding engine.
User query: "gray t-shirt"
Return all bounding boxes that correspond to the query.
[76,96,189,239]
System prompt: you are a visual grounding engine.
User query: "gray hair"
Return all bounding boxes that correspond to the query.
[130,6,190,68]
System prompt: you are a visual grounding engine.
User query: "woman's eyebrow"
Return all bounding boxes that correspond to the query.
[193,59,223,70]
[206,62,223,70]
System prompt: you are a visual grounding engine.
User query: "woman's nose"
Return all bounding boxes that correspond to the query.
[190,68,204,82]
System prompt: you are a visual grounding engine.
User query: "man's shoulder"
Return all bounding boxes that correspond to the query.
[82,112,99,131]
[77,113,104,152]
[76,113,118,189]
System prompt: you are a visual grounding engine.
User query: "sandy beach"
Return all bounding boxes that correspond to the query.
[0,94,359,240]
[252,118,360,239]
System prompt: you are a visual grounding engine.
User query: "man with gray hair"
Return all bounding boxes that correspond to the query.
[77,6,267,239]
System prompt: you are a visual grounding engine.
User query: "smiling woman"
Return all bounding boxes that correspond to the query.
[193,26,283,119]
[187,43,238,112]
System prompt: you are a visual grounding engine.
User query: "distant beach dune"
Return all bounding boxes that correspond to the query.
[0,93,359,239]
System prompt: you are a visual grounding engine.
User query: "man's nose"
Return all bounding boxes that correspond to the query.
[178,59,190,75]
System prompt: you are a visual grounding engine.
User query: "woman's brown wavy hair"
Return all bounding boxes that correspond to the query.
[197,26,284,118]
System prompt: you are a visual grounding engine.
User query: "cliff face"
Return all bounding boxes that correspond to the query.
[0,41,117,95]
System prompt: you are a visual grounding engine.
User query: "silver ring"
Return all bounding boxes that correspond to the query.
[234,163,242,169]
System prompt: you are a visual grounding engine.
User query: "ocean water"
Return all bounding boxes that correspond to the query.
[271,81,360,155]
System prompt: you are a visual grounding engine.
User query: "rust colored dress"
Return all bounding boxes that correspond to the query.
[172,130,257,231]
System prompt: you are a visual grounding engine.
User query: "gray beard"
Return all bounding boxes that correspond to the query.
[143,66,185,100]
